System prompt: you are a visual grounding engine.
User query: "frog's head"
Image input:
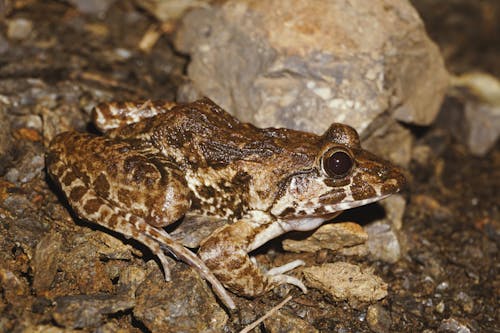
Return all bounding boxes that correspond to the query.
[270,123,406,224]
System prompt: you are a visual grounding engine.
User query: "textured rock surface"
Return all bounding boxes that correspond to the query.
[264,310,320,333]
[175,0,449,136]
[302,262,388,307]
[133,261,228,333]
[282,222,368,254]
[365,221,402,263]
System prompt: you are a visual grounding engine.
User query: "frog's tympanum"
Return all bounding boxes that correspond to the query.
[47,98,406,309]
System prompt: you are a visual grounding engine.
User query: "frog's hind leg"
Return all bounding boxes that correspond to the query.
[55,184,236,310]
[47,132,236,309]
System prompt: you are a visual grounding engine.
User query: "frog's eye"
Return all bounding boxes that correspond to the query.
[321,149,354,178]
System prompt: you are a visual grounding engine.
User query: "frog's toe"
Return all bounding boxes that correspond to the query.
[157,251,172,281]
[266,259,307,293]
[266,259,305,275]
[268,274,308,293]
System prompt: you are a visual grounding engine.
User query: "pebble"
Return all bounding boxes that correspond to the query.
[302,262,387,307]
[365,221,401,263]
[438,318,471,333]
[7,18,33,40]
[366,304,391,333]
[282,222,368,254]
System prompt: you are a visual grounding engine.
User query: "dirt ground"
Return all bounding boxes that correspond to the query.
[0,1,498,332]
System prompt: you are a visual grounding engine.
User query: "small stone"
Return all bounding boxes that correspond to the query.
[52,294,135,329]
[454,72,500,156]
[438,318,472,333]
[302,262,387,307]
[379,194,406,230]
[465,101,500,156]
[0,33,9,54]
[454,291,474,314]
[282,222,368,254]
[365,222,401,263]
[32,232,62,294]
[67,0,117,15]
[436,281,449,292]
[7,18,33,40]
[366,304,391,333]
[364,121,414,169]
[133,262,227,332]
[136,0,208,22]
[435,300,445,314]
[264,310,319,333]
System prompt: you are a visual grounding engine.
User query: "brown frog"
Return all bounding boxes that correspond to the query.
[46,98,406,309]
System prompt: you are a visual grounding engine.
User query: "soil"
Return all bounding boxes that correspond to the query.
[0,1,498,332]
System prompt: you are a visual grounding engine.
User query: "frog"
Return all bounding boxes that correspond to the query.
[46,97,406,310]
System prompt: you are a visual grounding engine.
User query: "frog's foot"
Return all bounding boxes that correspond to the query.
[266,260,307,293]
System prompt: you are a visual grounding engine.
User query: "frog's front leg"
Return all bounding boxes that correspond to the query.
[198,219,307,297]
[47,132,236,309]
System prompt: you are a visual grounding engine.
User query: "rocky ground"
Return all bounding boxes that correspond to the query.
[0,1,498,332]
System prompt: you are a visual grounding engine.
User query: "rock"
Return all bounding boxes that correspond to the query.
[438,318,472,333]
[136,0,209,22]
[175,0,448,137]
[0,105,12,175]
[264,310,319,333]
[133,261,227,332]
[4,147,45,184]
[454,291,474,314]
[0,268,29,304]
[6,18,33,40]
[51,230,117,297]
[67,0,117,15]
[16,325,80,333]
[32,232,63,294]
[363,121,414,168]
[0,32,9,54]
[366,304,391,333]
[302,262,387,307]
[365,221,401,263]
[465,102,500,156]
[282,222,368,254]
[52,294,135,329]
[435,300,445,314]
[378,194,406,230]
[439,72,500,156]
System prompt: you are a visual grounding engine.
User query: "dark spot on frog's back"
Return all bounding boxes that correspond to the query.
[198,185,216,199]
[61,171,77,187]
[93,173,110,198]
[69,186,87,202]
[83,198,101,215]
[117,189,132,206]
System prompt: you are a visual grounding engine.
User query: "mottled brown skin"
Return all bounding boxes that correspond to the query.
[47,98,406,308]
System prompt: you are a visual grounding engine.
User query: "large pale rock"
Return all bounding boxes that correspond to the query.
[175,0,449,136]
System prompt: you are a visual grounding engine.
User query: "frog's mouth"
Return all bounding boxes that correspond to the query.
[319,193,391,213]
[287,192,392,219]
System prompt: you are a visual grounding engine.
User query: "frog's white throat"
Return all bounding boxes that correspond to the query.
[283,194,390,230]
[248,194,390,252]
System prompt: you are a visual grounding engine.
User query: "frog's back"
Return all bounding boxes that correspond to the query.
[110,98,320,171]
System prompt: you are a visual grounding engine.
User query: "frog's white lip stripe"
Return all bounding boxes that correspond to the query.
[328,194,390,211]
